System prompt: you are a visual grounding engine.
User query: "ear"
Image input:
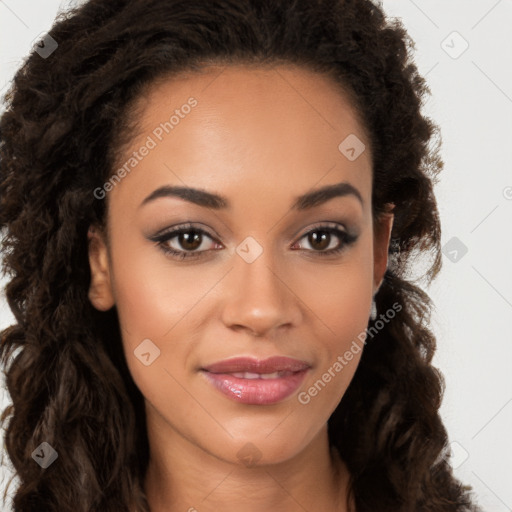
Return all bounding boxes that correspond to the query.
[373,203,395,294]
[87,224,115,311]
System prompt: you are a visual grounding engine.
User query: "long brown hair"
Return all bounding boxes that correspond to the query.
[0,0,482,510]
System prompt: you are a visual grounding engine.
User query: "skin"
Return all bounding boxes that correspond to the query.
[87,64,394,512]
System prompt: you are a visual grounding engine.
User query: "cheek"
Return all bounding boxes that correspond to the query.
[291,242,373,406]
[294,238,374,341]
[105,236,194,391]
[109,235,212,340]
[110,249,197,416]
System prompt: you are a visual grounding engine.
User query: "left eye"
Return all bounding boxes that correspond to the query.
[292,226,355,255]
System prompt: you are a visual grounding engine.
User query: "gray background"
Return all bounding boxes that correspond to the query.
[1,1,511,510]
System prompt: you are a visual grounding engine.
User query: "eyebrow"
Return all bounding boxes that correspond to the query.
[139,181,364,211]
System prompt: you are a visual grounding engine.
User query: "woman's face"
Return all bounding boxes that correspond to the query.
[88,64,393,466]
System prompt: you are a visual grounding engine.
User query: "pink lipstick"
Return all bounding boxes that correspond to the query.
[201,356,310,405]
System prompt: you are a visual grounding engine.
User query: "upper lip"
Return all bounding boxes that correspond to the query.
[202,356,310,374]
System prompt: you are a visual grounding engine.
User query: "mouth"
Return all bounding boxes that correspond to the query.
[201,356,310,405]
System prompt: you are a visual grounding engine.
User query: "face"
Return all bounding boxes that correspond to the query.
[87,64,393,466]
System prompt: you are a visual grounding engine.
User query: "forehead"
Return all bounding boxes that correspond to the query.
[134,63,368,143]
[107,64,372,215]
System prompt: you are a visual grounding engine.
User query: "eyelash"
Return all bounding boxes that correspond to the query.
[150,222,358,261]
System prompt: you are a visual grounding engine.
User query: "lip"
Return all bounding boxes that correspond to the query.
[201,356,310,405]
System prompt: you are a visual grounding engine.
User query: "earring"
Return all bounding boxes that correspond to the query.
[370,299,377,321]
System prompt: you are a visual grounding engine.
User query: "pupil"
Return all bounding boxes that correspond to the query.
[310,231,329,250]
[180,231,201,250]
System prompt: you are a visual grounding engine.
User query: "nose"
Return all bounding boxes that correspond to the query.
[220,244,303,338]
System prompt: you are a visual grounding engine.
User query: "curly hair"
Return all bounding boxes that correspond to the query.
[0,0,482,510]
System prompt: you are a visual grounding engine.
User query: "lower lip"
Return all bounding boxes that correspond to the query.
[201,369,309,405]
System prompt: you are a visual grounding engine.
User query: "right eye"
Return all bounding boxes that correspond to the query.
[151,224,222,260]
